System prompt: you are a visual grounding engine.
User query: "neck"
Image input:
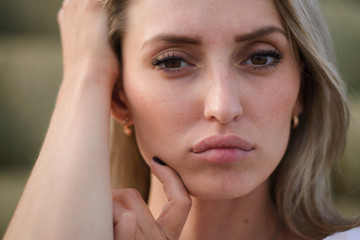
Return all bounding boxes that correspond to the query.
[148,175,283,240]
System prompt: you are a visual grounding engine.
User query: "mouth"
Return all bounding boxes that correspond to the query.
[192,135,254,153]
[191,135,255,163]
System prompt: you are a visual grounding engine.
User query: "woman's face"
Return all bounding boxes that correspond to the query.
[120,0,302,200]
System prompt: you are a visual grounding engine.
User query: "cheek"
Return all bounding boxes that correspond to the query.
[250,70,301,158]
[271,72,301,123]
[123,71,194,163]
[249,65,300,121]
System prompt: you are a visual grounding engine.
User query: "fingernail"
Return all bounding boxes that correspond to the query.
[152,157,167,166]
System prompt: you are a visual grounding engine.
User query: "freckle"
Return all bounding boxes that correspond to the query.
[244,219,249,224]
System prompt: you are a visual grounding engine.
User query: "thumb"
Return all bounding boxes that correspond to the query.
[150,157,192,240]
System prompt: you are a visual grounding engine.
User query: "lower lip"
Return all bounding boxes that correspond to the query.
[192,148,253,164]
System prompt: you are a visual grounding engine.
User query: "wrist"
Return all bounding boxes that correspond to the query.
[62,66,117,96]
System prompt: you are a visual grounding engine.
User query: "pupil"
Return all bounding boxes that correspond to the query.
[251,56,268,65]
[165,59,181,68]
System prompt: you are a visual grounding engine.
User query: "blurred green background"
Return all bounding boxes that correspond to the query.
[0,0,359,237]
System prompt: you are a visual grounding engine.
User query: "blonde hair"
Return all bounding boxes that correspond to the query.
[106,0,360,238]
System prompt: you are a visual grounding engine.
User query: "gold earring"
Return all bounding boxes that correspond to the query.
[122,118,132,136]
[292,115,299,129]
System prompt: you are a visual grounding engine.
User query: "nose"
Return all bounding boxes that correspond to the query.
[203,67,243,124]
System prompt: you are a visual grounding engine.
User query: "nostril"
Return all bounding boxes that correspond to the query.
[203,93,243,124]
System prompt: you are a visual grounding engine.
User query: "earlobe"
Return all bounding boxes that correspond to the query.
[292,97,303,117]
[111,84,133,125]
[291,95,303,129]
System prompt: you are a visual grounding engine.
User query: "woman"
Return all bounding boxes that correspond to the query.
[4,0,360,239]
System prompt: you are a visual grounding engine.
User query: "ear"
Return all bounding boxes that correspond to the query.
[292,94,303,117]
[111,83,133,125]
[292,64,304,117]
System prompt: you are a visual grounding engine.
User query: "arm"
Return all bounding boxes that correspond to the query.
[4,1,117,239]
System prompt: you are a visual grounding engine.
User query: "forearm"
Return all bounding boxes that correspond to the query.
[4,75,114,240]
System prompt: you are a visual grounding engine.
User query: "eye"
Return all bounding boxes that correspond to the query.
[158,58,189,69]
[152,53,192,72]
[246,55,274,65]
[241,50,283,70]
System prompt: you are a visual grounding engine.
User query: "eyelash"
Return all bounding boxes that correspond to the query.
[151,52,192,73]
[241,50,284,71]
[151,49,284,74]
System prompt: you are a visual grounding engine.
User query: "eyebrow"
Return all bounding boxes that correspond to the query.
[141,26,287,49]
[234,26,287,42]
[142,35,202,50]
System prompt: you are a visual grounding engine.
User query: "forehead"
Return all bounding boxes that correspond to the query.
[125,0,284,43]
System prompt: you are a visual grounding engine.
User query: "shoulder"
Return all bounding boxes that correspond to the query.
[323,227,360,240]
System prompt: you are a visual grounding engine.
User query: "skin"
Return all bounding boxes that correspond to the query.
[4,0,304,239]
[113,0,303,239]
[120,0,302,200]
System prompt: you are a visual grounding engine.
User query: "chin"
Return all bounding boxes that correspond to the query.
[182,173,266,201]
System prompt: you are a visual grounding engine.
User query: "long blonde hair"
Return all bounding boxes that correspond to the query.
[106,0,359,238]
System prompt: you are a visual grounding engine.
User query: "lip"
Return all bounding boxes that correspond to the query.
[191,135,255,163]
[192,135,254,153]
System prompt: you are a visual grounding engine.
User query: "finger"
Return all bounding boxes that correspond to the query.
[57,8,64,24]
[151,157,192,240]
[113,196,147,240]
[112,189,163,239]
[94,0,108,8]
[113,199,137,239]
[61,0,69,8]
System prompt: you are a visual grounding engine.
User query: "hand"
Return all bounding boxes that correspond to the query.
[112,158,192,240]
[58,0,119,86]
